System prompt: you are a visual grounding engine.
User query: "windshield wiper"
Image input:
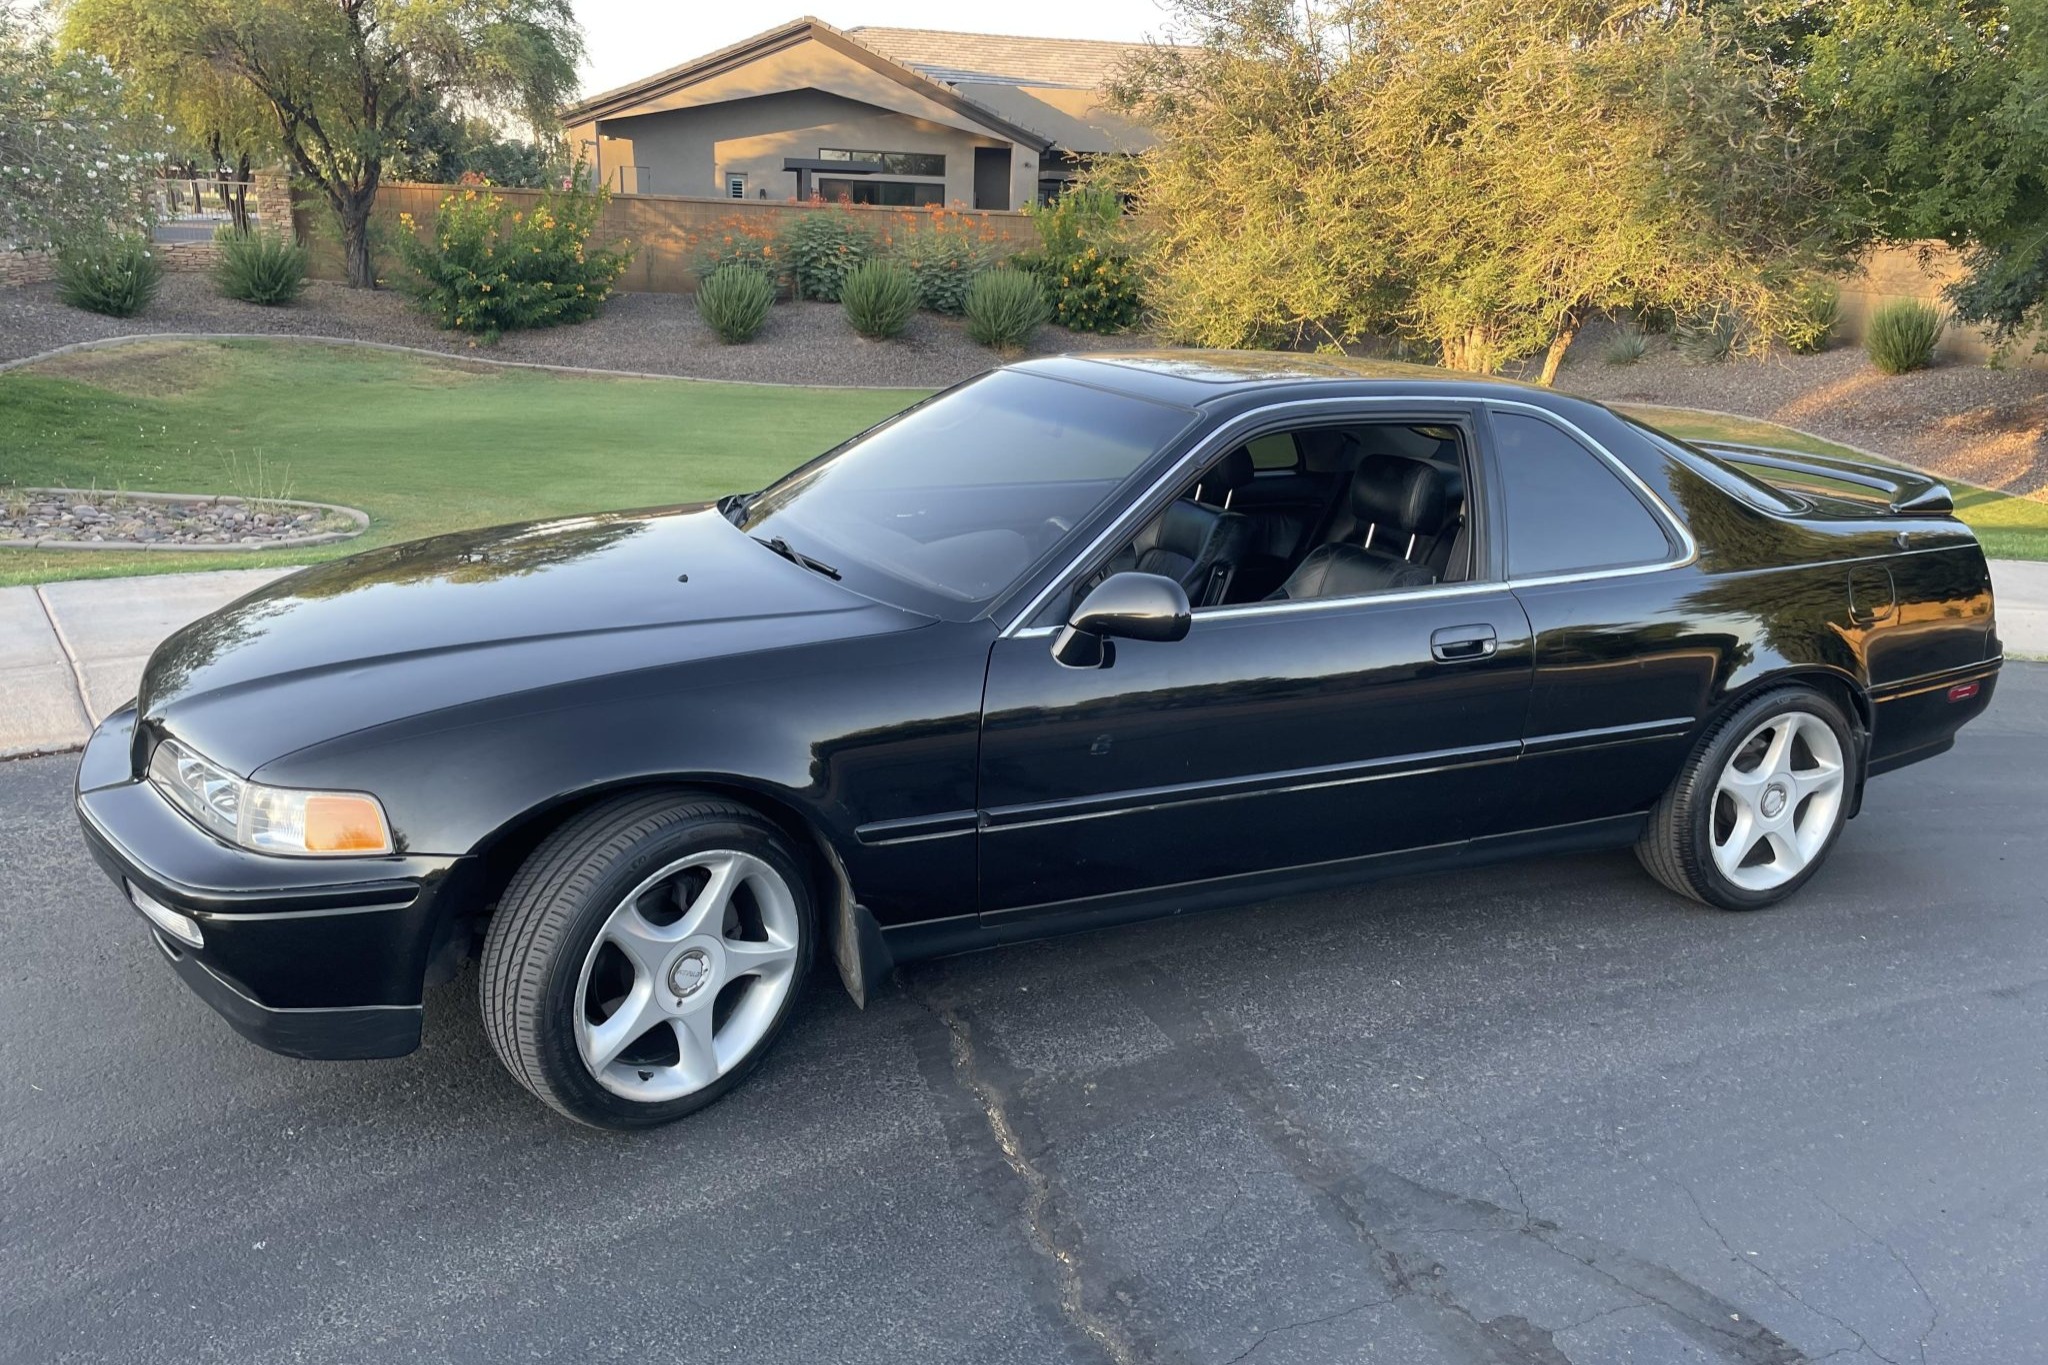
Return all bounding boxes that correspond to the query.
[752,534,841,580]
[719,490,758,525]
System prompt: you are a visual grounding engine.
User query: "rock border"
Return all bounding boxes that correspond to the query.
[0,489,370,552]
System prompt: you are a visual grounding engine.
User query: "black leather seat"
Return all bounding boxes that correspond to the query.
[1104,449,1255,606]
[1268,454,1449,601]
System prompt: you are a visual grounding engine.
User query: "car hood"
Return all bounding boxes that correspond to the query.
[136,505,931,774]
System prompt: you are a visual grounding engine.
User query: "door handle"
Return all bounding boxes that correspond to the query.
[1431,624,1497,662]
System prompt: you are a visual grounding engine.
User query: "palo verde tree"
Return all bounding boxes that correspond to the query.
[1114,0,1842,380]
[62,0,581,286]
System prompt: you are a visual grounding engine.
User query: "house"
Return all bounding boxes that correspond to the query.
[561,17,1161,210]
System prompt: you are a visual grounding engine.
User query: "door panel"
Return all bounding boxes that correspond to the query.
[977,588,1535,916]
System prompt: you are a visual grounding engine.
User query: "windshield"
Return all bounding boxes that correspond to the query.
[737,370,1196,619]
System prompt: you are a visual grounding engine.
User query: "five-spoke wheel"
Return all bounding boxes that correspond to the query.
[1638,686,1858,909]
[481,793,814,1128]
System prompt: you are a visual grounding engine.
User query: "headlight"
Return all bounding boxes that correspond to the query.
[148,737,393,856]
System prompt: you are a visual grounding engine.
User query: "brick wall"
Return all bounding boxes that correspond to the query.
[0,239,222,288]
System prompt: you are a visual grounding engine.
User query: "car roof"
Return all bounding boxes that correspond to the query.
[1010,350,1560,409]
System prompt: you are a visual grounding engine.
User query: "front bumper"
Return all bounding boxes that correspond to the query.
[75,708,471,1060]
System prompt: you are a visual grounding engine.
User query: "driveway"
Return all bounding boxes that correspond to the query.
[2,668,2043,1365]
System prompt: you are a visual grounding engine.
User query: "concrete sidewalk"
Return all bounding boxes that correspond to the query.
[2,559,2044,760]
[1,569,289,758]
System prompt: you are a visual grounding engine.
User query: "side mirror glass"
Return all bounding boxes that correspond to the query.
[1052,572,1192,668]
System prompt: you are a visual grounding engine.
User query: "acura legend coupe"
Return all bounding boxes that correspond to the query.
[76,353,2000,1128]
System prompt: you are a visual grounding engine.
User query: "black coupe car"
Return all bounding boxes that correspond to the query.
[76,353,2000,1128]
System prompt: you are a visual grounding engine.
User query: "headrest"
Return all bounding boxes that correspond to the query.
[1297,428,1360,474]
[1351,454,1448,535]
[1202,447,1254,500]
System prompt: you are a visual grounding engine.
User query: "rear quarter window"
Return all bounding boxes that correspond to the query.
[1493,412,1678,577]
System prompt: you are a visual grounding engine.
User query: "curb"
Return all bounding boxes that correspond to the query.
[1,489,370,553]
[0,332,937,392]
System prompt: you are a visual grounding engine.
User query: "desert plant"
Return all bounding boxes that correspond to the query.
[1865,299,1944,375]
[695,264,776,343]
[1675,310,1738,363]
[1602,326,1650,365]
[213,228,308,305]
[690,214,779,281]
[1781,278,1840,354]
[779,207,876,302]
[964,267,1049,353]
[54,233,162,317]
[396,183,632,341]
[895,210,997,313]
[840,259,917,339]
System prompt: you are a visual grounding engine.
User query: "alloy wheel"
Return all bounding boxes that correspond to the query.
[1710,710,1846,892]
[571,850,801,1102]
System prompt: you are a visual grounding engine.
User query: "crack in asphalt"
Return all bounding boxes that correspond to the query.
[912,994,1156,1365]
[1216,1293,1398,1365]
[1810,1190,1941,1365]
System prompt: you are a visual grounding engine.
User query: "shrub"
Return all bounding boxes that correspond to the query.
[54,233,162,317]
[396,184,632,341]
[1675,310,1737,363]
[1866,300,1944,375]
[212,228,307,305]
[1601,326,1649,365]
[689,214,779,282]
[695,264,775,343]
[964,267,1049,353]
[894,209,998,313]
[840,259,916,339]
[778,207,876,302]
[1782,278,1840,354]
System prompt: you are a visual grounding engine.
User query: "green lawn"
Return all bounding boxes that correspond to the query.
[1620,402,2048,562]
[0,339,923,587]
[2,341,2042,588]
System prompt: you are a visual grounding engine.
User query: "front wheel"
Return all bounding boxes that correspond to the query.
[1636,686,1858,910]
[480,792,814,1129]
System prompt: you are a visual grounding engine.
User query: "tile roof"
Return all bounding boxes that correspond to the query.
[846,26,1157,89]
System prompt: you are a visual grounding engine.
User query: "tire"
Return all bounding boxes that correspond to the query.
[1636,685,1859,911]
[480,790,815,1129]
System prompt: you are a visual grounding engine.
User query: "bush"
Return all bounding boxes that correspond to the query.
[212,228,307,305]
[894,209,998,313]
[396,184,632,341]
[695,264,776,343]
[964,267,1049,353]
[1601,326,1649,365]
[1866,300,1944,375]
[840,259,917,339]
[1782,278,1840,354]
[54,233,161,317]
[1675,310,1737,363]
[689,214,779,282]
[778,208,875,302]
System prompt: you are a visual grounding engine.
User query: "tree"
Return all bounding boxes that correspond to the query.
[1113,0,1842,381]
[2,1,165,250]
[1777,0,2048,344]
[61,0,581,286]
[386,96,567,188]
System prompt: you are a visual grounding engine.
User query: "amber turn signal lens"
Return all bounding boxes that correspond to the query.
[302,793,393,853]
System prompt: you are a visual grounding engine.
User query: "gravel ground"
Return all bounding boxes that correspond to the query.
[1555,321,2048,497]
[0,274,1136,389]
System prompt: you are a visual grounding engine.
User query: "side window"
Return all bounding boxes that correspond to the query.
[1493,412,1675,577]
[1245,433,1299,471]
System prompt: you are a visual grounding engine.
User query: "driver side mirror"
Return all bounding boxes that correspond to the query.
[1052,572,1192,668]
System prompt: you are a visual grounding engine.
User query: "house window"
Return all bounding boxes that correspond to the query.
[726,173,747,200]
[817,178,945,207]
[819,148,945,177]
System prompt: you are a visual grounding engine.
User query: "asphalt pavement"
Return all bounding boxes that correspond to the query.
[2,667,2044,1365]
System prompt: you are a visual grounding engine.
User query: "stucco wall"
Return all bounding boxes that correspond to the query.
[591,90,1018,206]
[1837,243,2044,366]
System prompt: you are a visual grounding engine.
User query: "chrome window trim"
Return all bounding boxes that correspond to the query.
[999,393,1697,638]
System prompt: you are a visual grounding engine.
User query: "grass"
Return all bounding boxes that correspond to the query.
[1,341,2041,587]
[1620,403,2048,563]
[0,339,923,587]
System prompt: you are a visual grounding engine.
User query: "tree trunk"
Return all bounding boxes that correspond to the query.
[341,200,375,288]
[1537,327,1576,387]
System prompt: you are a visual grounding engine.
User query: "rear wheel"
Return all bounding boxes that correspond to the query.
[480,792,813,1128]
[1637,686,1857,910]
